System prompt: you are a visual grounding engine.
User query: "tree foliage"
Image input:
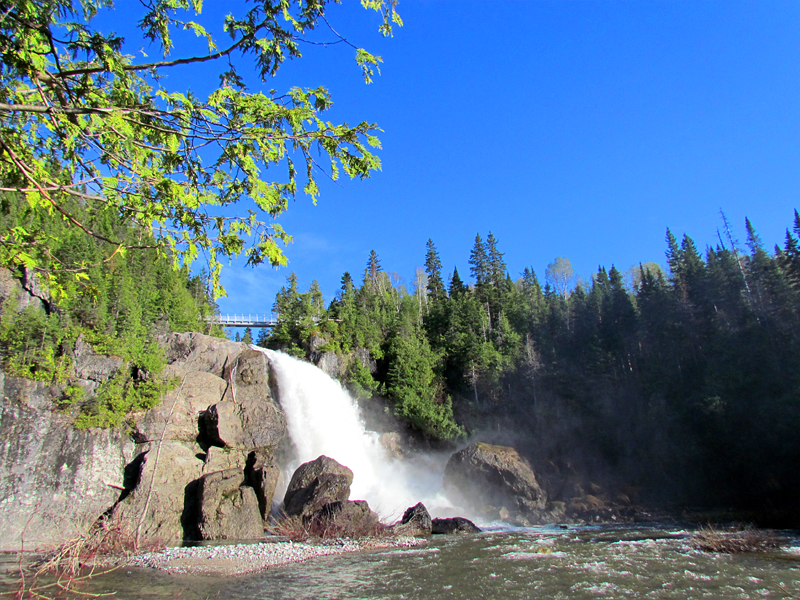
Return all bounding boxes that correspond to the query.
[0,0,400,298]
[263,213,800,517]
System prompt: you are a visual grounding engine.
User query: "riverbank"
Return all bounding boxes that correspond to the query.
[130,536,428,577]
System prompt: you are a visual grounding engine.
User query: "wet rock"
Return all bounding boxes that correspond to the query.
[283,456,353,518]
[197,468,264,540]
[443,442,547,523]
[378,432,407,460]
[431,517,481,534]
[391,502,432,537]
[305,500,381,536]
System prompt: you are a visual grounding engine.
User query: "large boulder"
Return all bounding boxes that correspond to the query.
[197,468,264,540]
[390,502,432,537]
[304,500,381,536]
[432,517,481,534]
[283,456,353,518]
[443,443,547,524]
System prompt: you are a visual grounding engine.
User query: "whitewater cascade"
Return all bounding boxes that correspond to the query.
[261,349,454,521]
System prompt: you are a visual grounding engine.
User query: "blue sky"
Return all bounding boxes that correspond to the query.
[105,1,800,314]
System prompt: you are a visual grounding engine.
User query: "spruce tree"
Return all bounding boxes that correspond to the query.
[425,239,446,302]
[364,250,382,292]
[469,234,489,288]
[449,267,467,297]
[486,232,507,290]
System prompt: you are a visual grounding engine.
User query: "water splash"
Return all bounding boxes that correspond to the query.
[261,349,455,521]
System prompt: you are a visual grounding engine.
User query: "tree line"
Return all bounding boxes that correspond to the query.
[0,192,220,427]
[261,212,800,517]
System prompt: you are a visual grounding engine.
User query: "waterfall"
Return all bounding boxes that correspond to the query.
[261,349,455,521]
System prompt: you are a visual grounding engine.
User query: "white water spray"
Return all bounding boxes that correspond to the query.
[261,349,455,521]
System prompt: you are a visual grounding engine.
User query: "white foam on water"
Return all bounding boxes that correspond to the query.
[260,348,455,521]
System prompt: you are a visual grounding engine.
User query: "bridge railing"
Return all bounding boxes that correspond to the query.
[205,314,278,328]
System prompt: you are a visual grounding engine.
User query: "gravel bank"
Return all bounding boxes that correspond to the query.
[131,537,427,577]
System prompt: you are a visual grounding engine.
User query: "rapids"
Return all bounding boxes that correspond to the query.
[4,525,799,599]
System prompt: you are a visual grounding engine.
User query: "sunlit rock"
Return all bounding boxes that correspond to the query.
[443,442,547,523]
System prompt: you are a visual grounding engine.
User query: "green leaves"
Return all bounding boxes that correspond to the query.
[0,0,400,299]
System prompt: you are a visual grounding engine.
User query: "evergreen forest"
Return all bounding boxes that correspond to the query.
[0,192,220,427]
[260,213,800,519]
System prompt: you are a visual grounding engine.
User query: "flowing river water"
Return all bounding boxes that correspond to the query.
[2,351,799,598]
[2,524,800,599]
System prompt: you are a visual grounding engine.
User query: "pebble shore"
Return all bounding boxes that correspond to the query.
[131,537,427,577]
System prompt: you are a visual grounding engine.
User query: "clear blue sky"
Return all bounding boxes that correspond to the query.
[107,1,800,314]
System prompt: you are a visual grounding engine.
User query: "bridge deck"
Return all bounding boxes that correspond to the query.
[206,315,277,328]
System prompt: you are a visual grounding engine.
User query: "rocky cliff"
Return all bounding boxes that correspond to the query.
[0,332,287,551]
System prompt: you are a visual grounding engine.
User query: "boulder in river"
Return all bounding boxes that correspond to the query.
[304,499,382,536]
[443,442,547,523]
[283,455,354,518]
[431,517,481,534]
[390,502,432,537]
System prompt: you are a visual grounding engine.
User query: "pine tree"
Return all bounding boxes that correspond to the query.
[469,234,489,288]
[449,267,467,298]
[364,250,382,291]
[485,233,504,286]
[424,239,446,302]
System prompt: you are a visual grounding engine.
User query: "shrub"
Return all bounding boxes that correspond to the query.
[690,524,781,554]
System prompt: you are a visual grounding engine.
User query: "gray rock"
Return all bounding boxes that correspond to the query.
[391,502,432,537]
[0,331,290,549]
[133,369,227,443]
[0,268,45,313]
[431,517,481,534]
[72,334,124,383]
[112,440,205,544]
[0,372,132,552]
[203,349,285,451]
[283,456,353,518]
[443,442,547,523]
[304,499,380,535]
[198,469,264,540]
[313,352,342,378]
[160,332,244,378]
[247,451,282,519]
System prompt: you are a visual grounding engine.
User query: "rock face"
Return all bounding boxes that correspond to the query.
[0,372,133,552]
[197,469,264,540]
[113,333,287,544]
[390,502,432,537]
[431,517,481,534]
[443,442,547,525]
[0,327,288,549]
[283,455,354,519]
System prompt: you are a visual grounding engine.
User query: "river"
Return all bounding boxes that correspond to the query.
[3,523,799,599]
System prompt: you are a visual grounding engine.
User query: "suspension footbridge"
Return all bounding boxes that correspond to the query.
[205,314,278,328]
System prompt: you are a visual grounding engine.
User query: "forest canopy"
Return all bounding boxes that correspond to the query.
[0,0,400,299]
[260,212,800,517]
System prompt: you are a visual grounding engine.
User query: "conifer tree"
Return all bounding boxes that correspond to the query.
[449,267,466,298]
[469,234,489,288]
[425,239,447,302]
[364,250,383,291]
